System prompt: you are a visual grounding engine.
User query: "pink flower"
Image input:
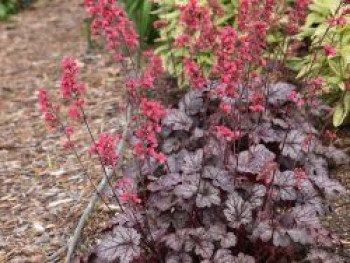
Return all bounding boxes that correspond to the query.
[120,192,142,204]
[174,34,191,47]
[183,58,205,89]
[249,105,265,113]
[328,16,347,27]
[290,91,305,107]
[65,126,74,136]
[324,45,336,57]
[67,100,84,120]
[220,102,232,114]
[154,152,167,164]
[84,0,139,56]
[140,99,166,122]
[38,89,50,112]
[61,57,81,99]
[216,126,241,141]
[90,134,120,166]
[62,140,75,150]
[153,20,168,29]
[324,130,337,140]
[116,178,133,189]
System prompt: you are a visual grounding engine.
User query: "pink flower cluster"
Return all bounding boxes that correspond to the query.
[126,51,164,97]
[84,0,139,59]
[116,178,141,204]
[134,99,167,164]
[38,89,59,129]
[286,0,311,35]
[38,57,88,149]
[183,58,206,89]
[90,133,121,166]
[324,45,336,57]
[328,16,347,27]
[61,57,86,99]
[216,126,241,142]
[61,57,86,120]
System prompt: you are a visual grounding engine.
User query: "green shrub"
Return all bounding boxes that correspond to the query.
[0,0,34,19]
[0,0,18,19]
[289,0,350,126]
[153,0,350,126]
[153,0,238,87]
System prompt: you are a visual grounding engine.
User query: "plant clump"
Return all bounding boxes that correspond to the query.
[38,0,349,262]
[99,81,348,262]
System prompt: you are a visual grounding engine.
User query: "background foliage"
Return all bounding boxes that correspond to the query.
[152,0,350,126]
[0,0,34,19]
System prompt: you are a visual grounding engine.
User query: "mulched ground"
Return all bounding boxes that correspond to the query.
[0,1,126,262]
[0,0,349,262]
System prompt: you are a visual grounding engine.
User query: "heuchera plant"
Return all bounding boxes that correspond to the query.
[38,0,349,262]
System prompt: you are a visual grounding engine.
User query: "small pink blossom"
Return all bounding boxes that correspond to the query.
[324,45,336,57]
[38,89,50,112]
[249,104,265,113]
[328,16,347,27]
[153,20,168,29]
[216,125,241,141]
[324,130,337,140]
[90,134,120,166]
[220,102,232,114]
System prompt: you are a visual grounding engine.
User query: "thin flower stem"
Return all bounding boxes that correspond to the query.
[79,106,125,213]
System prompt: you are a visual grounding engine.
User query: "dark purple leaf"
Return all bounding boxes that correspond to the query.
[204,137,225,157]
[312,175,345,200]
[166,253,193,263]
[208,223,236,248]
[147,173,182,192]
[181,149,203,174]
[272,228,290,247]
[162,138,181,154]
[171,211,189,229]
[305,154,329,178]
[202,166,235,192]
[208,223,226,241]
[213,249,235,263]
[194,239,214,259]
[292,205,321,228]
[96,226,141,263]
[272,171,297,201]
[248,184,266,208]
[250,123,280,144]
[306,249,345,263]
[179,90,205,115]
[251,222,273,242]
[196,181,221,208]
[174,180,198,199]
[287,228,312,244]
[148,192,174,211]
[280,130,306,160]
[162,229,189,251]
[224,192,253,228]
[111,208,143,227]
[162,109,193,131]
[233,253,256,263]
[238,144,276,174]
[220,232,237,248]
[321,145,349,165]
[267,82,296,106]
[187,228,214,259]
